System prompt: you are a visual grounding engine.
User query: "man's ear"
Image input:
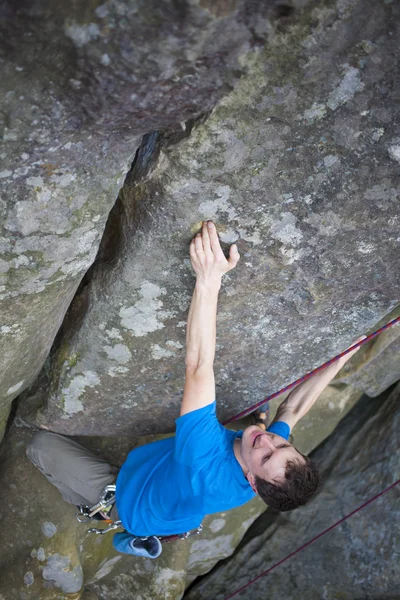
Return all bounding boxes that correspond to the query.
[246,472,257,494]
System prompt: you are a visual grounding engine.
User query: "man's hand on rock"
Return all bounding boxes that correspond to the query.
[190,221,240,287]
[338,335,367,366]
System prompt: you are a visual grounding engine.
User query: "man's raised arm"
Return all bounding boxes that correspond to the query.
[270,337,365,430]
[180,221,239,416]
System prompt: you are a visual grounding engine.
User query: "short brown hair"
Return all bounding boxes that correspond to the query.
[255,455,320,511]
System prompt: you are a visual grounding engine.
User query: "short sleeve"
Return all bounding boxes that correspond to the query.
[174,401,228,466]
[267,420,291,441]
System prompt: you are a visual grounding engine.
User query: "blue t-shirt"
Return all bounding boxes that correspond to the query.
[115,401,290,537]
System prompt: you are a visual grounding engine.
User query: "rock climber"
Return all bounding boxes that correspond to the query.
[27,221,361,558]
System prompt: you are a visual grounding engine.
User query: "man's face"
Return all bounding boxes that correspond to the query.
[240,425,305,492]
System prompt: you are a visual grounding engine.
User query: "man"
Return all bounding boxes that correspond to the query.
[27,221,361,558]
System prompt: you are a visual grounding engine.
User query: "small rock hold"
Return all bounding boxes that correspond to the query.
[41,521,57,538]
[37,547,46,561]
[388,143,400,164]
[23,571,34,587]
[42,554,83,593]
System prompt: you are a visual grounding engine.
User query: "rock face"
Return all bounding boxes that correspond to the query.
[0,0,281,440]
[26,0,400,436]
[336,305,400,396]
[185,382,400,600]
[0,0,399,597]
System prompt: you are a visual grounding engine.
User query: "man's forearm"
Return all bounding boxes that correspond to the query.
[273,359,346,429]
[180,221,238,415]
[185,280,221,370]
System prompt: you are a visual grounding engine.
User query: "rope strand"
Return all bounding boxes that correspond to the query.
[223,316,400,425]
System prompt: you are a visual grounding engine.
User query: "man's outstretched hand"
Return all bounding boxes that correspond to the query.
[338,335,367,366]
[190,221,240,286]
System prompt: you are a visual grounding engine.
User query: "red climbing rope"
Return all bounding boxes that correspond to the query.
[223,315,400,425]
[220,315,400,599]
[223,478,400,600]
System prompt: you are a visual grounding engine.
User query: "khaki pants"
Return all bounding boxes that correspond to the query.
[26,430,119,521]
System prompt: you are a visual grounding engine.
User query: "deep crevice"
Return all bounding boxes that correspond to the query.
[74,114,207,327]
[17,111,211,426]
[76,130,163,295]
[4,395,19,438]
[77,111,211,296]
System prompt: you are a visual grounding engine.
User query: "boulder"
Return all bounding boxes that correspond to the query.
[185,382,400,600]
[27,0,400,436]
[0,0,279,440]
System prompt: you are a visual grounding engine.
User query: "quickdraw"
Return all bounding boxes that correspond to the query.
[76,484,123,535]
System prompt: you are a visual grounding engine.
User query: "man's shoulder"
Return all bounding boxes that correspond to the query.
[174,402,233,466]
[267,420,291,441]
[175,400,217,424]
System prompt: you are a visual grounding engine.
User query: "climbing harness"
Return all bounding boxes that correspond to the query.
[76,484,117,522]
[76,484,123,535]
[160,524,203,544]
[77,316,400,557]
[76,481,202,540]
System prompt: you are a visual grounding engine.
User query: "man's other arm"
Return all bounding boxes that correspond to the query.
[271,337,365,430]
[180,221,239,416]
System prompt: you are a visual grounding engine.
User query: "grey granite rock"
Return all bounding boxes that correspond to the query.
[0,0,287,438]
[336,305,400,396]
[30,0,400,436]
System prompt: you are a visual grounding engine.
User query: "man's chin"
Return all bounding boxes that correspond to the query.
[245,425,260,435]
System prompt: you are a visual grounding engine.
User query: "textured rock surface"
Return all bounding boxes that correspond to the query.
[336,306,400,396]
[28,0,400,436]
[185,383,400,600]
[0,379,362,599]
[1,0,399,597]
[0,0,280,439]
